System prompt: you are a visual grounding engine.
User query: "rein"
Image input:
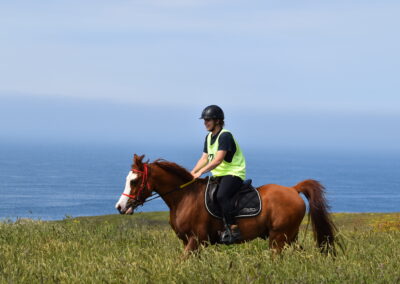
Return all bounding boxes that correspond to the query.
[140,178,196,205]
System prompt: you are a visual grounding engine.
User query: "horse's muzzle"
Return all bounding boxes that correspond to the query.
[125,207,134,214]
[117,205,134,215]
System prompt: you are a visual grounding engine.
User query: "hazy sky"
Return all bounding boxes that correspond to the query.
[1,1,399,151]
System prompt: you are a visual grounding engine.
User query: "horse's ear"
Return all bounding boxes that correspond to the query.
[133,154,145,170]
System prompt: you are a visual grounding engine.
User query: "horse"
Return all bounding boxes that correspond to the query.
[115,154,337,255]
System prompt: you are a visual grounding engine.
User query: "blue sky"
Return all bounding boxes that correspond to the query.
[0,1,399,151]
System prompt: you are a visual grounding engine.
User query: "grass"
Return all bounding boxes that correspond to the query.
[0,212,399,283]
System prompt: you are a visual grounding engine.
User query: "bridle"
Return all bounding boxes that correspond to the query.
[122,163,151,205]
[120,163,197,209]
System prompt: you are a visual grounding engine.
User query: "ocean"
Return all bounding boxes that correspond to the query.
[0,142,399,220]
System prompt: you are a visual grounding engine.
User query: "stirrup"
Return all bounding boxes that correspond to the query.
[220,224,242,244]
[220,227,232,244]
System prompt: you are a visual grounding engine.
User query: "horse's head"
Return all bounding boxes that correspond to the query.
[115,154,154,215]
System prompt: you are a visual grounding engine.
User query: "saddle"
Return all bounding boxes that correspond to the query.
[204,177,262,219]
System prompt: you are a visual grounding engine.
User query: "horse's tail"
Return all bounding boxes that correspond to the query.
[294,179,336,254]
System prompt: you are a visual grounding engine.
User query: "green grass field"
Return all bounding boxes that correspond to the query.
[1,212,399,283]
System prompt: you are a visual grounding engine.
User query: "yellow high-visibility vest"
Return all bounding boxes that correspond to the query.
[207,129,246,180]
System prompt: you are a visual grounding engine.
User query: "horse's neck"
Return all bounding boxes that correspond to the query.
[150,169,179,203]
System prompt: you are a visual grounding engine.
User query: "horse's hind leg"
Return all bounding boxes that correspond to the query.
[290,230,304,250]
[269,228,301,253]
[268,231,288,254]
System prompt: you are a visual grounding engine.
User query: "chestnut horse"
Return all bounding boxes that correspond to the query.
[116,154,337,254]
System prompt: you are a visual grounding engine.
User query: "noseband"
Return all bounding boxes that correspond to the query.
[122,163,151,204]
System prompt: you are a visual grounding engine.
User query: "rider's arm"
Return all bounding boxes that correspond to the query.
[191,153,208,174]
[195,150,227,176]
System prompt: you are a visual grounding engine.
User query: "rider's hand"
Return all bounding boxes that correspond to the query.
[192,171,202,179]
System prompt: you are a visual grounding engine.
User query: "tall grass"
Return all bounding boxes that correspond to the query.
[0,212,399,283]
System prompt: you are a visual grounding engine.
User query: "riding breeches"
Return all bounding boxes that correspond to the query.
[215,175,243,225]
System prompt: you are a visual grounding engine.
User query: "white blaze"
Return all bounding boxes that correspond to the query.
[115,171,138,210]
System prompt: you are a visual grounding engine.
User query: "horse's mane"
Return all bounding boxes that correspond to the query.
[152,159,194,182]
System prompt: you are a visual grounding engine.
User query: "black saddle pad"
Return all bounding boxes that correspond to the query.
[205,177,262,219]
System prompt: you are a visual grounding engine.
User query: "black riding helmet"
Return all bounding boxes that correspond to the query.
[200,105,224,120]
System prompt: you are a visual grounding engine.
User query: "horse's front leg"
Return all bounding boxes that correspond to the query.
[181,235,207,260]
[183,236,199,254]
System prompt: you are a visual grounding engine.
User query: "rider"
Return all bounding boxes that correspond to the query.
[191,105,246,244]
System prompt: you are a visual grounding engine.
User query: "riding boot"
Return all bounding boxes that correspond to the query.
[220,217,242,244]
